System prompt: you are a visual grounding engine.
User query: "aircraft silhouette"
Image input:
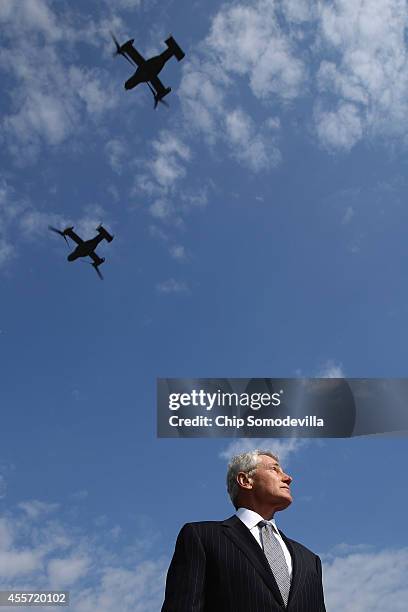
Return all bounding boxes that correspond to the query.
[111,33,185,108]
[49,224,114,280]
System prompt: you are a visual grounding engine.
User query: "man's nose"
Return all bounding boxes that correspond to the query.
[282,472,292,484]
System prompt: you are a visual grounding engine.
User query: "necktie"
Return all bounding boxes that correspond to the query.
[258,520,291,607]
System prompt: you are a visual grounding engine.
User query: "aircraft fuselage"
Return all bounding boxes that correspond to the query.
[125,48,173,90]
[67,236,103,262]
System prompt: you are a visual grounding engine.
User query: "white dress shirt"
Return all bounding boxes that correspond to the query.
[236,507,293,577]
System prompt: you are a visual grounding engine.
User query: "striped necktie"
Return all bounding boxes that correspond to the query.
[258,520,291,607]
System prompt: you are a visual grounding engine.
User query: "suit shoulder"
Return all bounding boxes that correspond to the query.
[182,520,225,530]
[177,520,227,538]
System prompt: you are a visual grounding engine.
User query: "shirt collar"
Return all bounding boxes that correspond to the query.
[236,507,278,531]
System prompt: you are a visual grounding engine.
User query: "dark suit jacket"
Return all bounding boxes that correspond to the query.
[162,515,326,612]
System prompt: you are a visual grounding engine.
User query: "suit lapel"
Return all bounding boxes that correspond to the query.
[221,516,286,608]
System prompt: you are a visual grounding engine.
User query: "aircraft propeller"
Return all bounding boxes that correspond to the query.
[156,97,169,109]
[146,82,169,109]
[110,31,135,67]
[93,264,104,280]
[80,260,104,280]
[48,225,69,247]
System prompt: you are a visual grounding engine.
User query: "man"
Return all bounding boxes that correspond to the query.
[162,450,326,611]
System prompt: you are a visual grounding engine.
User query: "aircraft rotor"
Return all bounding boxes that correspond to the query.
[92,262,104,280]
[48,225,69,247]
[110,31,135,67]
[147,82,169,109]
[79,260,104,280]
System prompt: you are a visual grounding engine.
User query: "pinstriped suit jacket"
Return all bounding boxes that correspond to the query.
[162,515,326,612]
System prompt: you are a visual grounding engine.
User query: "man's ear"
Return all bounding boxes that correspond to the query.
[237,472,253,490]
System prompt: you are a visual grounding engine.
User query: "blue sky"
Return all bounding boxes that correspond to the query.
[1,0,408,610]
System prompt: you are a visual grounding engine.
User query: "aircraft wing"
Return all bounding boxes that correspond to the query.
[65,228,83,244]
[150,75,167,96]
[121,40,145,66]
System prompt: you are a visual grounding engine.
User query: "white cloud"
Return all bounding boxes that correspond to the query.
[160,0,408,168]
[314,0,408,150]
[314,102,363,151]
[179,61,282,171]
[0,179,27,223]
[0,500,167,611]
[178,59,229,144]
[134,131,200,224]
[342,206,354,224]
[224,108,281,171]
[105,139,127,174]
[0,518,13,550]
[0,475,6,499]
[135,131,191,202]
[19,211,67,239]
[281,0,316,23]
[102,0,143,9]
[18,500,59,520]
[17,205,111,247]
[149,133,191,190]
[68,66,118,117]
[0,178,28,268]
[74,204,110,239]
[48,556,90,588]
[149,199,175,221]
[0,549,43,579]
[3,91,72,148]
[317,359,345,378]
[0,240,16,269]
[219,438,307,464]
[72,559,167,612]
[323,547,408,611]
[169,245,186,261]
[0,0,63,42]
[178,0,300,172]
[156,278,189,294]
[149,225,169,242]
[180,189,208,211]
[0,514,45,578]
[0,1,119,161]
[70,490,89,502]
[205,0,307,101]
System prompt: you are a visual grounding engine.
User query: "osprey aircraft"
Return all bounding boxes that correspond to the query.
[111,33,185,108]
[48,224,114,280]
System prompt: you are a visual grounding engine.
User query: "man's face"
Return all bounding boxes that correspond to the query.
[250,455,293,512]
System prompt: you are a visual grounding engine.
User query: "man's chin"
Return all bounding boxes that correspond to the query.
[277,495,292,510]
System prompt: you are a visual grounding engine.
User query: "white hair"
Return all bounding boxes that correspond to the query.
[226,449,279,509]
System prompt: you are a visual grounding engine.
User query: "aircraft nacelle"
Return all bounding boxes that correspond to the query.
[154,86,171,108]
[93,255,105,266]
[96,225,114,242]
[165,36,185,61]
